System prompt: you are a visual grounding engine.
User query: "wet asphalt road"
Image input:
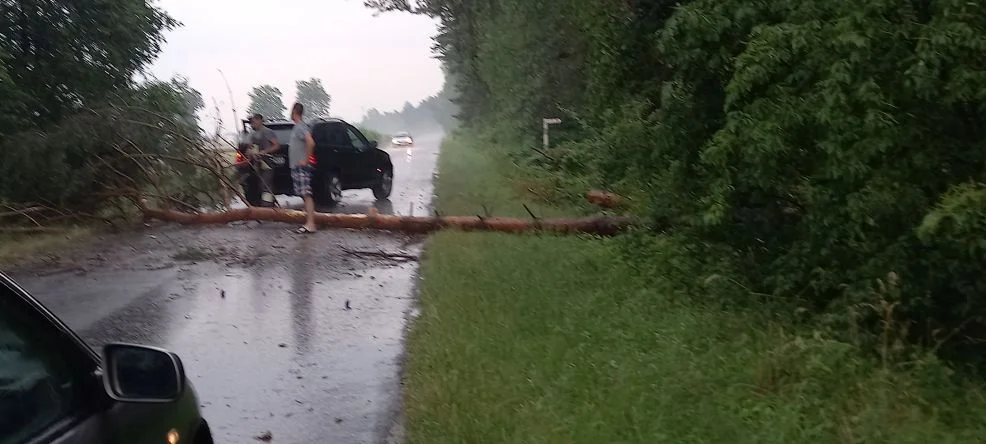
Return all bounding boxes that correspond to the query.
[9,132,444,443]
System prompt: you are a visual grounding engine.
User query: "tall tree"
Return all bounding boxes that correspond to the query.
[247,85,286,120]
[170,76,204,128]
[0,0,177,129]
[294,78,332,117]
[0,1,223,215]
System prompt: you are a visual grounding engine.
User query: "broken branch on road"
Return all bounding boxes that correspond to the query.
[340,247,419,262]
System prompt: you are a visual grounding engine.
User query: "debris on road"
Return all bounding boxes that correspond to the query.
[341,247,418,262]
[253,430,273,442]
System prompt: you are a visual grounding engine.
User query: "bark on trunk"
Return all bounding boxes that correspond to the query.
[140,207,634,236]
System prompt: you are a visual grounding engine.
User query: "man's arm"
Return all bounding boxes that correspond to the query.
[304,129,315,161]
[261,129,280,155]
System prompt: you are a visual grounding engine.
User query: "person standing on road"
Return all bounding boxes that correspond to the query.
[289,103,317,233]
[245,113,280,207]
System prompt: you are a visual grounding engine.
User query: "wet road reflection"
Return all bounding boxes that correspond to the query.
[290,240,314,356]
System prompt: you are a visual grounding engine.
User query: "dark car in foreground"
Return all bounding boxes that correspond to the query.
[0,271,213,444]
[234,117,394,207]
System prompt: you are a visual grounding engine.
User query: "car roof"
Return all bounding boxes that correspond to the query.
[242,117,346,126]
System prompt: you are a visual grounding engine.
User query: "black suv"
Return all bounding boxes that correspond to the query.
[235,118,394,207]
[0,271,213,443]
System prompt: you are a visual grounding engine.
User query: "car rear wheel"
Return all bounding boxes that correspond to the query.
[316,171,343,207]
[242,173,263,207]
[372,169,393,200]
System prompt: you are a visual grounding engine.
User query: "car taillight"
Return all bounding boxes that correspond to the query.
[235,152,245,163]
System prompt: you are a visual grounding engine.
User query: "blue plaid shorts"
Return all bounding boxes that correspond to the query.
[291,165,313,197]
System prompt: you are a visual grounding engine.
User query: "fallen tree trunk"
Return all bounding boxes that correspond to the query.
[141,207,635,236]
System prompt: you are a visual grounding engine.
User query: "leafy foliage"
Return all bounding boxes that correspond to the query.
[0,0,218,220]
[0,80,217,212]
[0,0,177,128]
[246,84,287,120]
[367,0,986,363]
[172,76,205,128]
[294,78,331,118]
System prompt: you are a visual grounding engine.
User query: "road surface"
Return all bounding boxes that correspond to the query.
[9,132,444,443]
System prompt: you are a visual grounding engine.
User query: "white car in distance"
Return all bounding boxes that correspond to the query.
[391,131,414,147]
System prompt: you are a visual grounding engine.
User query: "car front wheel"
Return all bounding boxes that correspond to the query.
[372,169,393,200]
[316,171,343,207]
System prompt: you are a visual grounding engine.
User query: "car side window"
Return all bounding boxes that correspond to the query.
[0,284,92,443]
[322,125,352,150]
[346,127,368,152]
[311,124,330,146]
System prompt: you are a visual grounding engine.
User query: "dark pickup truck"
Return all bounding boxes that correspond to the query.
[234,118,393,206]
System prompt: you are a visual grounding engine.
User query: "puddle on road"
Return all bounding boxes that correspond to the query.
[158,257,417,443]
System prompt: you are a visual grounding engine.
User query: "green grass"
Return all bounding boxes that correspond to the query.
[433,134,583,219]
[0,226,94,266]
[404,132,986,443]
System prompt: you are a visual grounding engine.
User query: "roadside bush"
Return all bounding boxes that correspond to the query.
[647,0,986,358]
[370,0,986,364]
[0,80,220,214]
[512,0,986,362]
[0,0,215,220]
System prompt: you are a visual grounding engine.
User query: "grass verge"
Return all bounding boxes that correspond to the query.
[0,226,95,267]
[404,132,986,443]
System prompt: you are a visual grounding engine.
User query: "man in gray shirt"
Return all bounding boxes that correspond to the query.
[241,113,280,207]
[288,103,317,233]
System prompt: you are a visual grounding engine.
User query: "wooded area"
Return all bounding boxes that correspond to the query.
[2,0,985,366]
[365,0,986,365]
[0,0,223,221]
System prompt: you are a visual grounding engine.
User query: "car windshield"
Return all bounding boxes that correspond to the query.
[394,132,409,137]
[266,125,294,145]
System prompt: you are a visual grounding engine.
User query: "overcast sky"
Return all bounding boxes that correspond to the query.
[147,0,443,133]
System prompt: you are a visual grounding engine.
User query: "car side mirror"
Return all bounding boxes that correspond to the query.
[101,343,185,403]
[369,140,378,149]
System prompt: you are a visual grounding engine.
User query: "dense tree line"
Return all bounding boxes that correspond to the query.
[367,0,986,363]
[0,0,211,214]
[359,80,457,135]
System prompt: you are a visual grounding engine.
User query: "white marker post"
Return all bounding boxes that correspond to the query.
[542,118,562,150]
